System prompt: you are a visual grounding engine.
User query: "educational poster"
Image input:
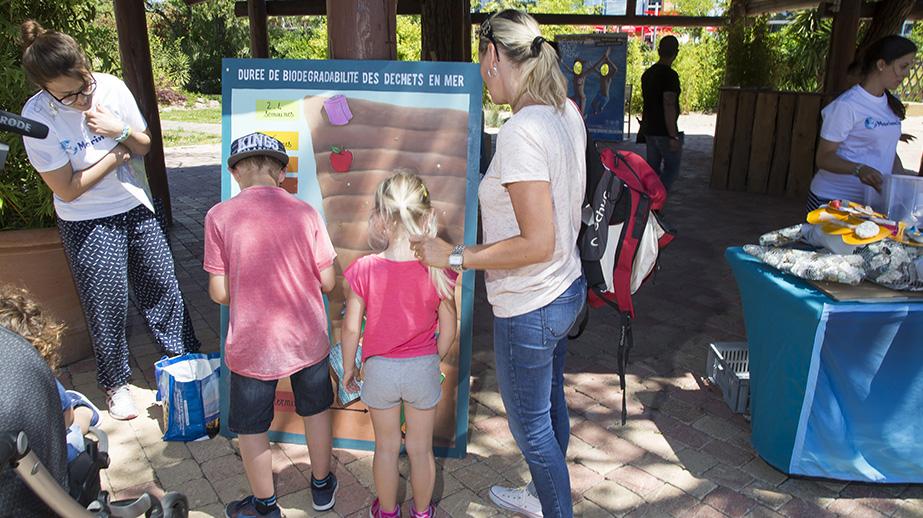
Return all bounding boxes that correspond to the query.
[220,58,482,457]
[555,33,628,141]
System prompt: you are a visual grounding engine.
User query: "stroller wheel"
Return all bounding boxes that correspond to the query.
[159,492,189,518]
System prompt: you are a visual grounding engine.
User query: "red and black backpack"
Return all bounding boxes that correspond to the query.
[571,138,675,424]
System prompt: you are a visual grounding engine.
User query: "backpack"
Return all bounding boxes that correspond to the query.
[570,139,674,425]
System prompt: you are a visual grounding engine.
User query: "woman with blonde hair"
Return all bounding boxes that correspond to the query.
[18,20,200,421]
[413,9,586,518]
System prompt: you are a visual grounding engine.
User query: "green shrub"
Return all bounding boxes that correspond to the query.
[674,35,726,112]
[0,1,118,230]
[150,32,190,90]
[149,0,249,95]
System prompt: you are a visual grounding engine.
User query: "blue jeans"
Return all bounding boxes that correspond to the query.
[493,276,586,518]
[646,135,683,192]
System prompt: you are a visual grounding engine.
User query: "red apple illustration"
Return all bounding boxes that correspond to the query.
[330,146,353,173]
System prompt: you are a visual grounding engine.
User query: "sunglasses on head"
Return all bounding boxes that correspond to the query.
[479,17,501,62]
[47,77,96,106]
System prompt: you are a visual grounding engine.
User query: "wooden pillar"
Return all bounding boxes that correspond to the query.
[824,0,861,95]
[625,0,638,17]
[113,0,172,225]
[248,0,270,58]
[856,0,916,61]
[327,0,397,60]
[421,0,471,61]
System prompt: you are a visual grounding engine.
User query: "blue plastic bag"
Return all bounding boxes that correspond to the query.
[154,352,221,442]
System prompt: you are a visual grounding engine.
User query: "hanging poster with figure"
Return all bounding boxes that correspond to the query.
[220,58,482,457]
[555,33,628,141]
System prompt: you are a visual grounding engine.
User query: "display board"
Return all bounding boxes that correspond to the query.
[219,58,482,457]
[555,33,628,142]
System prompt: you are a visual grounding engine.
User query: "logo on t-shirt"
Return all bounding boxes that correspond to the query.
[864,117,900,130]
[59,135,106,155]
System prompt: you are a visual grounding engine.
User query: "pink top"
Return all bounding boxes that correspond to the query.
[203,186,336,380]
[343,255,457,360]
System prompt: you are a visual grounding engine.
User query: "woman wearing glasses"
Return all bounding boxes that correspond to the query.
[412,10,585,518]
[18,20,200,420]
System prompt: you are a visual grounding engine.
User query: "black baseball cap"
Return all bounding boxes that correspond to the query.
[228,132,289,168]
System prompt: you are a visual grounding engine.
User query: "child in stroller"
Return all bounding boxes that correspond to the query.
[0,287,188,517]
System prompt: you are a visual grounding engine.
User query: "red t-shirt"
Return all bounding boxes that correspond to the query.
[203,186,336,380]
[344,255,456,360]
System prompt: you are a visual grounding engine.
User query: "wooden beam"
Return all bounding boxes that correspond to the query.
[248,0,270,58]
[235,0,421,17]
[327,0,397,59]
[744,0,821,15]
[112,0,172,225]
[233,1,725,26]
[470,12,726,26]
[824,0,861,94]
[421,0,470,61]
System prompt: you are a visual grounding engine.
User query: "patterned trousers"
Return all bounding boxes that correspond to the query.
[58,203,200,388]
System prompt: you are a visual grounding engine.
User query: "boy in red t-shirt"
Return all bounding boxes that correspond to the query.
[204,133,338,517]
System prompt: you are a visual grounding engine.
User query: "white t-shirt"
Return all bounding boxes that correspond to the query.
[22,73,149,221]
[478,102,586,318]
[810,84,902,207]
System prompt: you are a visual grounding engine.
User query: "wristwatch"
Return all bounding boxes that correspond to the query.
[852,164,864,177]
[448,244,466,272]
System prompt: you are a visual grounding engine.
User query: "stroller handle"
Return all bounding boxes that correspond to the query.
[1,431,95,517]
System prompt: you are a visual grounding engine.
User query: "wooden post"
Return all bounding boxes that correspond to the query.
[326,0,398,60]
[248,0,270,58]
[112,0,172,225]
[421,0,471,61]
[824,0,861,95]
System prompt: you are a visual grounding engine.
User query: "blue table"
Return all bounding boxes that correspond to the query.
[726,247,923,483]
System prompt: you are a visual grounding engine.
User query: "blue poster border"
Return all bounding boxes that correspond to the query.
[218,58,481,458]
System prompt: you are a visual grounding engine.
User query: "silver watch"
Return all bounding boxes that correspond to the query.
[448,244,466,272]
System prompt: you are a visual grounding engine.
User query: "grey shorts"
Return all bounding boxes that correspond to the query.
[360,354,442,410]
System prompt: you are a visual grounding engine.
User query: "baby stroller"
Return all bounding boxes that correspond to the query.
[0,327,188,517]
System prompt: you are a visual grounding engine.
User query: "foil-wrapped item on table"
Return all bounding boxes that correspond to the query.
[858,241,923,291]
[743,245,866,285]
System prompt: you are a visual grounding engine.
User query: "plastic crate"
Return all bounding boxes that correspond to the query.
[706,342,750,414]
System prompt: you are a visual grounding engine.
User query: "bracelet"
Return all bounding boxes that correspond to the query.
[852,164,864,177]
[114,124,131,143]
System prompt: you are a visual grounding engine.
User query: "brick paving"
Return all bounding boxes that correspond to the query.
[55,116,923,517]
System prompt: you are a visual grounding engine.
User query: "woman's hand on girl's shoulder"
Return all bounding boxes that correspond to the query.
[411,236,453,269]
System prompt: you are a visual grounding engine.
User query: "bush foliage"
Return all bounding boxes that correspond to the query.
[0,1,120,230]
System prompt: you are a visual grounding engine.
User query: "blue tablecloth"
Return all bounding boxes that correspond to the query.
[726,247,923,483]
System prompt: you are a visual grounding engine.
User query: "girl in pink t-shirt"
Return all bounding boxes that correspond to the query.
[341,171,457,518]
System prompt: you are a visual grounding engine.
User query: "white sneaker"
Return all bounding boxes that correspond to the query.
[489,485,543,518]
[105,385,138,420]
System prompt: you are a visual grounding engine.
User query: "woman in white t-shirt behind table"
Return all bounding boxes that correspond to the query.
[19,21,200,420]
[808,35,919,212]
[413,10,586,518]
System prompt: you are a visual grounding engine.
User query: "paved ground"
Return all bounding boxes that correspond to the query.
[54,114,923,517]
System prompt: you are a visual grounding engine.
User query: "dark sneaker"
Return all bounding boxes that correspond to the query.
[311,473,338,511]
[225,495,282,518]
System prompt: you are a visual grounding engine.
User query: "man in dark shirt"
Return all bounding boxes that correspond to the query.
[641,35,682,192]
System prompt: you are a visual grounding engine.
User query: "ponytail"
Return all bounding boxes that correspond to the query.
[372,171,454,300]
[477,10,568,109]
[885,90,906,120]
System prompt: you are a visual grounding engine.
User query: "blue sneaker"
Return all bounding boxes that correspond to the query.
[225,496,282,518]
[311,473,338,511]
